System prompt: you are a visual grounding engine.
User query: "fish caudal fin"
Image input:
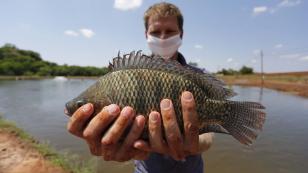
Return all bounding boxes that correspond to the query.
[221,101,266,145]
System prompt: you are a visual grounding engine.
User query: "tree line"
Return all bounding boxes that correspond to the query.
[217,66,254,75]
[0,44,109,76]
[188,61,254,75]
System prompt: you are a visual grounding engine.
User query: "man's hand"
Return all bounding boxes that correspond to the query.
[134,91,213,160]
[67,104,149,162]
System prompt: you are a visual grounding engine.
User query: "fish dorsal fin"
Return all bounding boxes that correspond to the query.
[109,51,235,99]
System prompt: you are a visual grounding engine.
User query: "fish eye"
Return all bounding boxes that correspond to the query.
[76,100,86,108]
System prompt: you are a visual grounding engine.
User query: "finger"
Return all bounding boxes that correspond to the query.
[123,115,145,146]
[181,91,199,154]
[117,115,145,155]
[83,104,120,155]
[148,111,167,153]
[101,106,135,157]
[160,99,184,160]
[114,149,133,162]
[67,103,93,137]
[134,140,151,152]
[84,104,120,138]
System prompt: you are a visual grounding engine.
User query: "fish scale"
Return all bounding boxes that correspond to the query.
[65,51,266,145]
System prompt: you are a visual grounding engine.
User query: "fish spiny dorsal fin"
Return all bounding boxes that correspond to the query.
[123,53,131,67]
[128,51,135,67]
[108,62,113,70]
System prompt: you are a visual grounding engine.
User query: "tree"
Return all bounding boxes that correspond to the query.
[239,66,253,75]
[0,43,110,76]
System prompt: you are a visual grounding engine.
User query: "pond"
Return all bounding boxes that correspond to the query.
[0,79,307,173]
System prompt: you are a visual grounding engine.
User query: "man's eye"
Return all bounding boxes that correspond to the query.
[166,30,177,34]
[150,31,159,36]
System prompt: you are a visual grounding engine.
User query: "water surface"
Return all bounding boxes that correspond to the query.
[0,79,307,173]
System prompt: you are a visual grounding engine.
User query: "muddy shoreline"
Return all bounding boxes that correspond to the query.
[0,117,95,173]
[0,118,69,173]
[219,74,308,98]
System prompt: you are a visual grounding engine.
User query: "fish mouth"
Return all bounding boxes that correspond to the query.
[64,103,72,116]
[64,107,70,116]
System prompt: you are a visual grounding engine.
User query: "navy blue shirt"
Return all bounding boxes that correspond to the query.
[134,52,204,173]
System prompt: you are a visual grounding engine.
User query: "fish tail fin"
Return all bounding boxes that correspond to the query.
[220,101,266,145]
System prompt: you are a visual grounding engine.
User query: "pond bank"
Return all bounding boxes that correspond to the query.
[0,117,94,173]
[219,73,308,98]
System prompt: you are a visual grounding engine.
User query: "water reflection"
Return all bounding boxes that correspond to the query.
[258,86,264,102]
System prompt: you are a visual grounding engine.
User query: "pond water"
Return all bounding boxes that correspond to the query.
[0,79,307,173]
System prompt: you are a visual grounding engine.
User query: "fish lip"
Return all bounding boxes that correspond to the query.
[64,107,71,116]
[64,103,72,116]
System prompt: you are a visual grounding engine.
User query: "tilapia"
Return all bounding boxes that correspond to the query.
[65,51,266,145]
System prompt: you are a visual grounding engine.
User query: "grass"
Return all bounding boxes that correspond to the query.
[0,115,96,173]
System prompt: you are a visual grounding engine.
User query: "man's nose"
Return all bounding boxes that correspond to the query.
[158,32,169,39]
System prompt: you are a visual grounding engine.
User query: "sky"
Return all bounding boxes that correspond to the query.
[0,0,307,73]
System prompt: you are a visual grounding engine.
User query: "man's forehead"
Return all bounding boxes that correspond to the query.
[148,16,178,28]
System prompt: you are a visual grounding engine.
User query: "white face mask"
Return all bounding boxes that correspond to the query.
[147,34,182,59]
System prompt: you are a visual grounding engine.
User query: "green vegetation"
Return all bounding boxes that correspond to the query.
[0,43,109,76]
[0,115,96,173]
[217,66,254,75]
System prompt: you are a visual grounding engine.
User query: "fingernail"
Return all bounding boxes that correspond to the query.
[122,107,132,117]
[150,112,158,122]
[183,91,193,101]
[107,104,118,115]
[82,103,92,113]
[136,115,145,126]
[161,99,171,110]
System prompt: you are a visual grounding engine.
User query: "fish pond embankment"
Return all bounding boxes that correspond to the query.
[0,117,94,173]
[218,72,308,98]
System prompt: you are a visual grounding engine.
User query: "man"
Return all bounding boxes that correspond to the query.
[66,2,213,173]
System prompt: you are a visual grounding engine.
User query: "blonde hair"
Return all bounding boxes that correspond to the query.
[144,2,183,32]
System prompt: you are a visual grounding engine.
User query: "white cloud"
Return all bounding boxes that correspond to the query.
[227,58,233,63]
[254,0,301,15]
[278,0,301,7]
[253,6,268,15]
[114,0,142,11]
[194,44,203,49]
[300,56,308,61]
[64,30,79,37]
[271,0,301,13]
[280,53,300,59]
[79,28,95,38]
[251,59,257,64]
[275,44,283,48]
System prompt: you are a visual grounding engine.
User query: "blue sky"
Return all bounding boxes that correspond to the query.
[1,0,307,72]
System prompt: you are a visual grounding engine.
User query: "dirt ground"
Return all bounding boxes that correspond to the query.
[219,73,308,98]
[0,130,68,173]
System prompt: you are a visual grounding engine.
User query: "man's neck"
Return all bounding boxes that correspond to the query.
[170,52,179,61]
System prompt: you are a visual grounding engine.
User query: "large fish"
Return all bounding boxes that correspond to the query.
[64,51,266,145]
